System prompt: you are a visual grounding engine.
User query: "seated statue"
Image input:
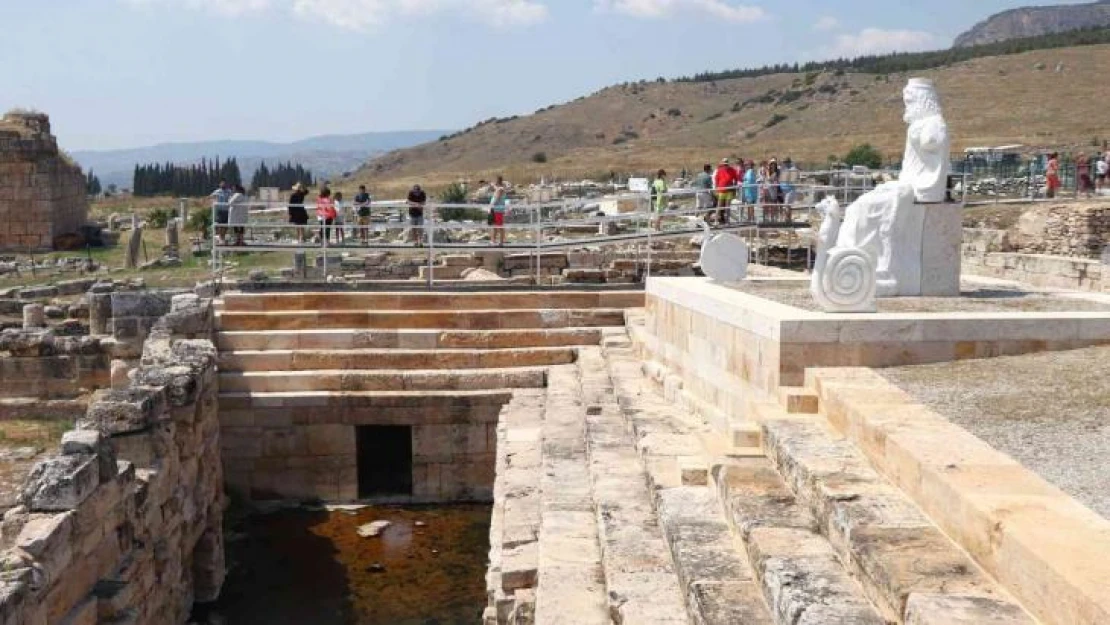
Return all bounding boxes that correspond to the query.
[812,79,951,311]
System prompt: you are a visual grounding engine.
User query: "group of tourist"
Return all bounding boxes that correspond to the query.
[265,176,512,247]
[656,157,799,227]
[1043,149,1110,199]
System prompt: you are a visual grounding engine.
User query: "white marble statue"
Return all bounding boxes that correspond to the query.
[810,197,876,312]
[811,78,951,311]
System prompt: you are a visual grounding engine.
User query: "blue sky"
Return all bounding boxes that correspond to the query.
[1,0,1077,151]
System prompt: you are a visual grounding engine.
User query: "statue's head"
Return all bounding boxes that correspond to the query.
[902,78,942,123]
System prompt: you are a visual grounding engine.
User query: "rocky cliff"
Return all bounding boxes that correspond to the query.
[955,1,1110,47]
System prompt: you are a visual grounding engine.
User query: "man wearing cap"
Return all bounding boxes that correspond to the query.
[714,159,738,221]
[407,184,428,246]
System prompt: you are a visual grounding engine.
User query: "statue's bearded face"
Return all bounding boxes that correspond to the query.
[903,85,940,123]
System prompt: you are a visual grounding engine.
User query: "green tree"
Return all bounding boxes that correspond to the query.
[844,144,883,169]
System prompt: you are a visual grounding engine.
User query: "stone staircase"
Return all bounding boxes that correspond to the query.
[603,326,1039,625]
[487,322,1040,625]
[214,290,640,502]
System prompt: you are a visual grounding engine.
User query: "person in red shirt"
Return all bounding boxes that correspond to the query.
[1045,153,1061,199]
[714,159,738,225]
[316,187,337,244]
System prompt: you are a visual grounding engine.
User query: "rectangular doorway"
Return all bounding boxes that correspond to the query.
[356,426,413,498]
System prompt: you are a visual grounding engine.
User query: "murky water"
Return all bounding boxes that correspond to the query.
[206,504,491,625]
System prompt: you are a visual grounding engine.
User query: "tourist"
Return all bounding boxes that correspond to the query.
[354,185,372,243]
[713,159,738,223]
[490,176,508,246]
[766,158,783,222]
[407,184,427,246]
[316,187,337,245]
[288,182,309,243]
[227,184,249,246]
[694,164,714,222]
[742,160,758,222]
[1077,153,1094,199]
[651,169,668,230]
[1046,152,1061,199]
[1096,156,1109,192]
[209,180,231,243]
[781,157,800,207]
[333,191,347,244]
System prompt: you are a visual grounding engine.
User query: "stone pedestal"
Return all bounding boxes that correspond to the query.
[919,202,963,296]
[882,202,962,297]
[22,303,44,329]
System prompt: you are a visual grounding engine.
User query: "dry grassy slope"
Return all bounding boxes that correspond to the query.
[352,44,1110,194]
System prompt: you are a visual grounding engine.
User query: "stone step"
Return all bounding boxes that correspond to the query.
[217,327,609,351]
[577,348,688,624]
[776,386,818,414]
[712,458,886,625]
[216,308,627,331]
[219,389,512,428]
[598,332,777,625]
[217,347,577,372]
[218,367,547,393]
[759,415,1035,624]
[533,365,609,625]
[487,389,546,623]
[221,290,644,312]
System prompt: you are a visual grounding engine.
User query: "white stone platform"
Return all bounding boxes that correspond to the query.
[637,277,1110,425]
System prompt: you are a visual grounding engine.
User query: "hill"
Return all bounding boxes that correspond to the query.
[73,130,449,190]
[349,43,1110,195]
[955,1,1110,47]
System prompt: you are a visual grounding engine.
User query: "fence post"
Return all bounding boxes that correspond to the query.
[426,208,435,289]
[322,223,329,279]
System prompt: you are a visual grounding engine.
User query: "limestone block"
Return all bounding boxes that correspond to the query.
[920,202,962,296]
[22,455,99,512]
[22,303,44,329]
[82,387,167,436]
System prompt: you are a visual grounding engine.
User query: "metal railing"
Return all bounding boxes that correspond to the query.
[205,180,944,286]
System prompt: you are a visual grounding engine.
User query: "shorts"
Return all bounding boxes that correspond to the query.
[288,206,309,225]
[716,191,735,205]
[492,211,505,226]
[357,216,371,226]
[409,213,424,226]
[695,192,714,210]
[215,209,229,225]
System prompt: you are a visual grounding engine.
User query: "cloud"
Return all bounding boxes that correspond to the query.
[596,0,765,23]
[812,16,839,32]
[823,28,939,57]
[124,0,272,16]
[122,0,548,29]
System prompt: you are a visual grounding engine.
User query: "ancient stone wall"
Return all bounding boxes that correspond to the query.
[0,112,88,251]
[0,331,110,400]
[1004,203,1110,259]
[962,227,1107,292]
[220,392,506,503]
[0,295,224,625]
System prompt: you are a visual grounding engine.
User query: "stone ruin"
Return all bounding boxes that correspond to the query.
[0,111,89,251]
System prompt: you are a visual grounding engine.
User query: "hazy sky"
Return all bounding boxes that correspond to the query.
[2,0,1077,151]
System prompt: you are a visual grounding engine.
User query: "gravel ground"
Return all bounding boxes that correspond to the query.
[881,346,1110,519]
[733,280,1110,313]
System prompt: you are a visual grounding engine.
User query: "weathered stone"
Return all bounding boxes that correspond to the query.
[82,387,167,435]
[22,304,44,330]
[21,455,99,512]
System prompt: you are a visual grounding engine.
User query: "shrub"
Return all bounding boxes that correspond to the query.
[765,114,788,128]
[804,71,820,86]
[438,182,467,205]
[844,143,883,169]
[666,108,682,117]
[731,102,742,112]
[147,207,174,229]
[704,112,724,122]
[532,151,548,163]
[187,209,212,238]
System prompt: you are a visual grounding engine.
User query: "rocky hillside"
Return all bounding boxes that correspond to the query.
[348,44,1110,194]
[955,1,1110,47]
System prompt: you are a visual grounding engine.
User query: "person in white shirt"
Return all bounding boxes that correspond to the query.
[1097,157,1109,192]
